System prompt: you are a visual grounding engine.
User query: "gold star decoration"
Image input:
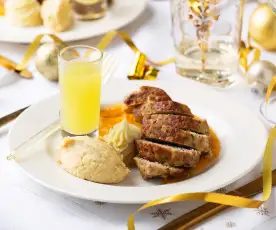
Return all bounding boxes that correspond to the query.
[150,208,173,220]
[95,201,106,206]
[226,221,237,228]
[255,206,270,216]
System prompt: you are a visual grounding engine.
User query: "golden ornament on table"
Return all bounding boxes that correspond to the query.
[35,42,66,81]
[247,60,276,95]
[249,3,276,51]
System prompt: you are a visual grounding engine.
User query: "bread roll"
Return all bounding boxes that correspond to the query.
[41,0,73,32]
[5,0,42,27]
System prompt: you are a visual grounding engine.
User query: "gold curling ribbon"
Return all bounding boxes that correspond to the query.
[96,30,174,80]
[0,2,4,16]
[239,40,261,72]
[266,76,276,103]
[128,125,276,230]
[0,55,32,79]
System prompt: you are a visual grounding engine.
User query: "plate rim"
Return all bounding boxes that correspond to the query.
[0,0,148,44]
[8,80,268,203]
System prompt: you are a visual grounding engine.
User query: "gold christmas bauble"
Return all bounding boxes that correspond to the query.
[249,3,276,51]
[35,43,66,81]
[247,60,276,95]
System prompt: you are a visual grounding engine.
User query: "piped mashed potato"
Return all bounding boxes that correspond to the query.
[58,136,130,184]
[104,118,141,166]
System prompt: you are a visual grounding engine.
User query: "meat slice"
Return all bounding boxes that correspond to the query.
[142,114,209,134]
[136,140,201,167]
[123,86,172,112]
[142,124,211,152]
[133,101,193,122]
[134,157,187,179]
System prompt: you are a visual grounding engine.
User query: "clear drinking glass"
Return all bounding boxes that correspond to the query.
[170,0,244,87]
[59,45,103,136]
[260,96,276,127]
[71,0,108,20]
[269,0,276,12]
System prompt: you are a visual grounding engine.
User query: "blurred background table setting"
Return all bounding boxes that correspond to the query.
[2,0,276,230]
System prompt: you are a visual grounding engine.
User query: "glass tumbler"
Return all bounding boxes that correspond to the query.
[170,0,244,87]
[59,45,103,136]
[260,96,276,127]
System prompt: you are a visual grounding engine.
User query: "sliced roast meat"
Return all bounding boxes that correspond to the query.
[133,101,193,122]
[136,139,201,167]
[142,114,209,134]
[142,124,211,153]
[134,157,188,179]
[123,86,172,112]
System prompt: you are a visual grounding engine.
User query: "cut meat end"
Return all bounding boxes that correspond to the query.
[142,114,209,134]
[123,86,172,112]
[136,140,201,167]
[133,101,193,122]
[134,157,188,179]
[142,124,211,152]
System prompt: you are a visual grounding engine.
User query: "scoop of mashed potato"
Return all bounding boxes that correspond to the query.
[104,118,141,166]
[58,136,130,184]
[5,0,42,26]
[41,0,73,32]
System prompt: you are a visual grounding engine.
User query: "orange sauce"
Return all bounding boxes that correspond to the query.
[163,128,220,184]
[99,104,141,136]
[99,104,221,184]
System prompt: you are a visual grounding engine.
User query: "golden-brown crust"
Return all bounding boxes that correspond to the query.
[134,157,188,179]
[123,86,172,112]
[142,114,209,134]
[142,124,210,152]
[136,140,201,167]
[133,101,193,122]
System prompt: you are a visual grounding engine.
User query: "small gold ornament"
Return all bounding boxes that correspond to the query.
[35,43,66,81]
[247,60,276,95]
[249,3,276,51]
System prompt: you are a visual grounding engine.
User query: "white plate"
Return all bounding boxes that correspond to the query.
[8,80,268,204]
[0,0,147,43]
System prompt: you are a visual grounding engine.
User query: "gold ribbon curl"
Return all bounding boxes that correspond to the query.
[0,55,32,79]
[96,30,174,80]
[266,76,276,103]
[96,30,174,66]
[239,40,261,72]
[0,2,4,16]
[128,125,276,230]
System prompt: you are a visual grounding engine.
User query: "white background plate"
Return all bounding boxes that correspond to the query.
[9,80,268,204]
[0,0,147,43]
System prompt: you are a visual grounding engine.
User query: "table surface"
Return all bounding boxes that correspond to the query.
[1,1,276,230]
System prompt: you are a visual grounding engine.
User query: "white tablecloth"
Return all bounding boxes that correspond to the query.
[1,1,276,230]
